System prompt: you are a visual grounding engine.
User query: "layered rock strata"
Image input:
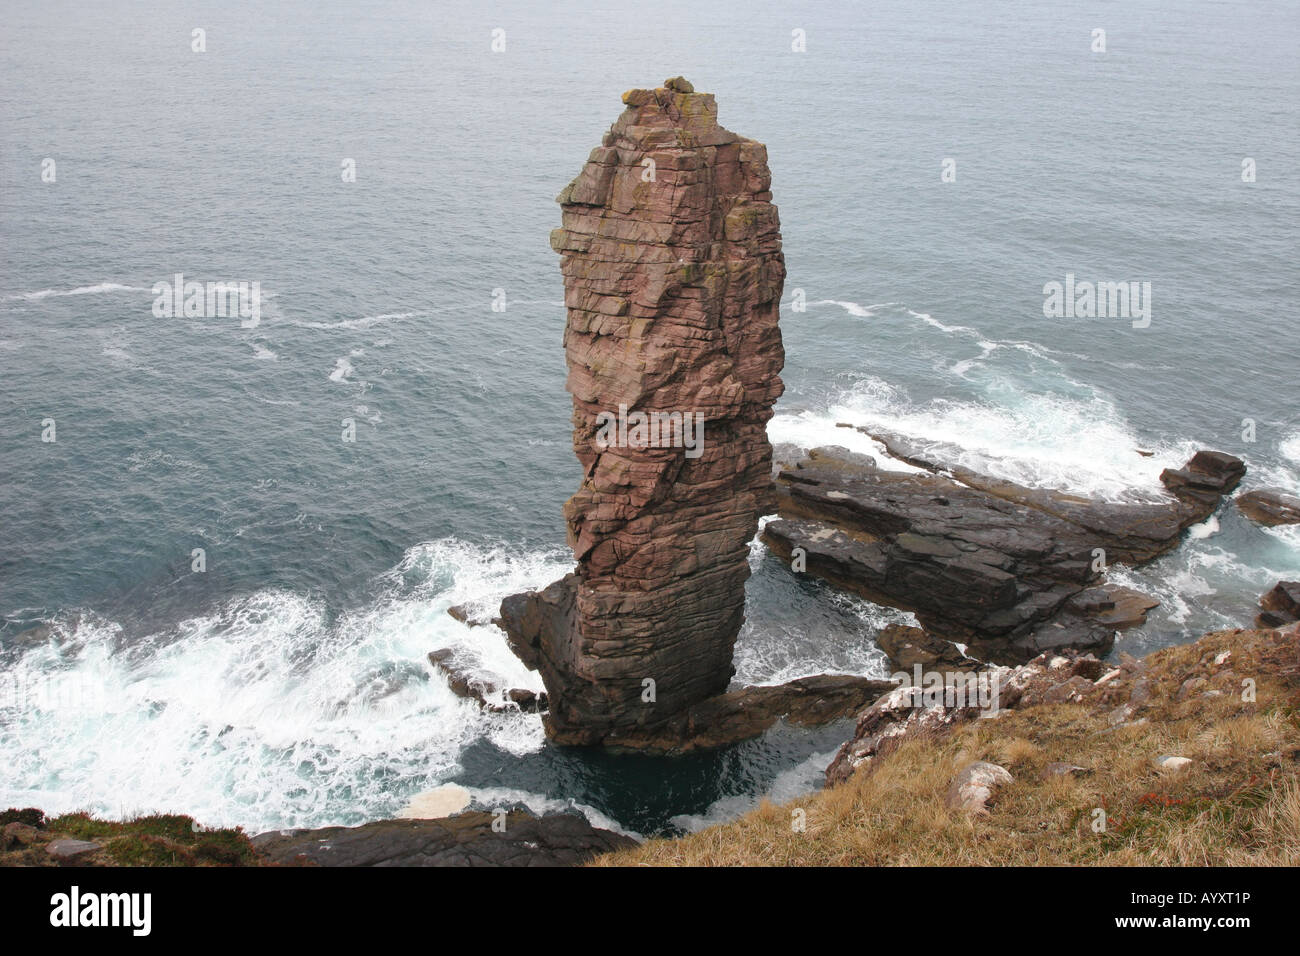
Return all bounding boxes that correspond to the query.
[763,437,1245,664]
[501,78,786,746]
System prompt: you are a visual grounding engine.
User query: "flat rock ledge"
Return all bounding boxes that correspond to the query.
[251,810,636,867]
[763,435,1244,664]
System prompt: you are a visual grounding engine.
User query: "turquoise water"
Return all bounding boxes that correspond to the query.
[2,0,1298,835]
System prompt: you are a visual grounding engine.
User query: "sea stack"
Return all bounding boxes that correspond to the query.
[501,78,786,746]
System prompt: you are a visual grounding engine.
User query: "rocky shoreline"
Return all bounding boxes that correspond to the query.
[8,601,1296,867]
[762,438,1244,665]
[7,79,1298,869]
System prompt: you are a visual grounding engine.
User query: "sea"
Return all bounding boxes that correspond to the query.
[2,0,1297,838]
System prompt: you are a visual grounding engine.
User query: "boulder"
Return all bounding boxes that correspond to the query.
[1042,762,1091,779]
[1257,581,1300,628]
[946,762,1014,815]
[1,822,45,850]
[46,838,102,861]
[1236,488,1300,526]
[1159,451,1248,507]
[877,624,980,672]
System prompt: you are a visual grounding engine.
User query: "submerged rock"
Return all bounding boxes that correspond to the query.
[502,78,786,747]
[427,649,547,713]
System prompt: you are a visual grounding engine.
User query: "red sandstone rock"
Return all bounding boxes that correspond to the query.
[1236,488,1300,527]
[502,80,785,745]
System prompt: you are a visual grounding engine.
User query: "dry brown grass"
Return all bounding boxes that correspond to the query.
[594,628,1300,867]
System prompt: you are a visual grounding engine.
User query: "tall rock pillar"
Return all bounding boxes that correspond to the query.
[503,78,785,746]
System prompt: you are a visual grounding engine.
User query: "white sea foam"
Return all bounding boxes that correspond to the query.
[816,375,1193,501]
[731,585,902,687]
[1281,431,1300,466]
[296,312,416,330]
[0,538,572,834]
[767,405,929,476]
[668,748,838,833]
[905,308,979,336]
[1262,524,1300,557]
[12,282,149,300]
[461,785,641,839]
[810,299,889,318]
[328,357,354,382]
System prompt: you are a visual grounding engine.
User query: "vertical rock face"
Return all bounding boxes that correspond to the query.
[504,78,785,746]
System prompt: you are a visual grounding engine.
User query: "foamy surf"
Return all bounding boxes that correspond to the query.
[668,748,838,833]
[458,785,641,839]
[809,299,890,317]
[296,312,419,331]
[823,375,1194,501]
[0,538,572,834]
[1280,431,1300,470]
[11,282,149,300]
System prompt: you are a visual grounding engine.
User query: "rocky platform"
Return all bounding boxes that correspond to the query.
[251,810,636,867]
[762,435,1245,664]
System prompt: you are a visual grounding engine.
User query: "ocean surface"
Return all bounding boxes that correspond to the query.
[2,0,1298,837]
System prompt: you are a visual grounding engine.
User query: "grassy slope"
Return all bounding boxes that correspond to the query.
[596,628,1300,866]
[0,811,261,866]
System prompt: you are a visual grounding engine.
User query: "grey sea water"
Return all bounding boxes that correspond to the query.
[1,0,1298,835]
